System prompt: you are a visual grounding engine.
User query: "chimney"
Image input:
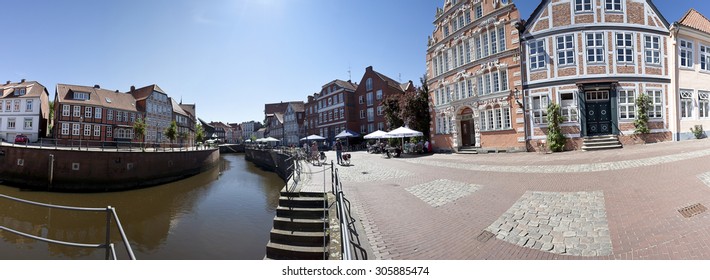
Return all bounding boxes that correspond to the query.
[115,90,119,93]
[5,81,9,85]
[94,84,100,89]
[130,85,135,92]
[366,66,373,71]
[20,79,25,83]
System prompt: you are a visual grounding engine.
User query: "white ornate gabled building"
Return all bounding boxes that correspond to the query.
[521,0,672,150]
[427,0,526,153]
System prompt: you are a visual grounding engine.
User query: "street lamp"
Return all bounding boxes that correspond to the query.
[513,87,524,108]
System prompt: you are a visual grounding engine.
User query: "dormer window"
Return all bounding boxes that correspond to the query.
[14,88,26,96]
[74,91,89,100]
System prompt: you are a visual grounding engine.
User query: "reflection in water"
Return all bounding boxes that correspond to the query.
[0,154,284,260]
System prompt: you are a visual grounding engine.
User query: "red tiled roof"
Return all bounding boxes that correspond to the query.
[0,80,47,99]
[130,84,164,101]
[56,84,138,112]
[677,8,710,34]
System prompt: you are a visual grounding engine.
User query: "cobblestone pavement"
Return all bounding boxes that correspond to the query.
[486,191,612,257]
[406,179,481,208]
[328,139,710,259]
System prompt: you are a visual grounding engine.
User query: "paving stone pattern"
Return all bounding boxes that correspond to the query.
[335,160,414,183]
[405,148,710,173]
[697,171,710,188]
[405,179,481,208]
[486,191,613,257]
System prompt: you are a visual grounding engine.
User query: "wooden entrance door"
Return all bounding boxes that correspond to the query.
[585,91,612,136]
[461,120,472,146]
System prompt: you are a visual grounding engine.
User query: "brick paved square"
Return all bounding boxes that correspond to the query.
[336,161,414,183]
[405,179,481,208]
[486,191,612,257]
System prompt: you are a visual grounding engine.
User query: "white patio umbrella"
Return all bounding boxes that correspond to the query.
[262,137,280,142]
[300,134,326,141]
[334,129,360,139]
[363,130,387,139]
[383,126,423,138]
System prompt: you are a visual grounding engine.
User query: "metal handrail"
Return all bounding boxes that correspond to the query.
[4,138,214,152]
[0,193,136,260]
[331,168,368,260]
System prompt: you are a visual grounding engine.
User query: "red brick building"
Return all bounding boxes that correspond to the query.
[54,84,140,144]
[313,79,358,141]
[354,66,414,135]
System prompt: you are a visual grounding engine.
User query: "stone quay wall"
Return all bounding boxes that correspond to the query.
[244,148,293,182]
[0,145,220,192]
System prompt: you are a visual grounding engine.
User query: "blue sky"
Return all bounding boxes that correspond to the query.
[0,0,706,124]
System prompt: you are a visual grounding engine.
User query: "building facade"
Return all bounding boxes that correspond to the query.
[130,84,172,144]
[353,66,412,136]
[669,9,710,141]
[304,95,319,137]
[283,102,305,146]
[170,98,193,146]
[315,80,357,141]
[427,0,525,153]
[521,0,671,150]
[240,120,261,141]
[0,80,50,143]
[54,84,139,144]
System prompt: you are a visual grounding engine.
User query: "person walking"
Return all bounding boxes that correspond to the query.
[335,139,343,165]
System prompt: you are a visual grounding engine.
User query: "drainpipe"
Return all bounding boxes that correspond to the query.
[671,25,680,141]
[515,19,530,151]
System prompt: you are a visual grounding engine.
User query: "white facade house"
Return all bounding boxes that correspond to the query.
[0,80,50,142]
[669,9,710,140]
[521,0,671,149]
[283,102,305,146]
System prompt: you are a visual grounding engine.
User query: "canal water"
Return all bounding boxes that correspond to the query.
[0,154,284,260]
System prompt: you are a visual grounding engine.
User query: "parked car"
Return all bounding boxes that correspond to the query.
[14,134,29,144]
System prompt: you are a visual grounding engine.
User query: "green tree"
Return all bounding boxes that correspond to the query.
[400,76,432,139]
[133,118,147,151]
[164,120,178,151]
[195,123,205,148]
[382,94,404,130]
[634,93,651,134]
[546,103,566,152]
[48,100,54,136]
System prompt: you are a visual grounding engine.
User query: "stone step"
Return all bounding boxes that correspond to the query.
[270,228,329,247]
[582,144,623,151]
[266,242,327,260]
[280,191,326,198]
[582,140,622,147]
[273,217,328,232]
[276,206,328,219]
[279,196,328,208]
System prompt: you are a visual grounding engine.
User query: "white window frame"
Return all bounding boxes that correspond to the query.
[701,45,710,72]
[72,123,80,136]
[24,118,32,129]
[13,100,20,112]
[616,32,634,64]
[85,107,92,118]
[646,90,663,119]
[700,91,710,118]
[84,124,91,136]
[61,123,69,135]
[557,35,575,66]
[73,106,81,117]
[25,100,33,112]
[474,4,482,19]
[560,92,579,123]
[680,40,694,68]
[605,0,622,12]
[619,90,636,120]
[530,94,549,125]
[680,89,694,119]
[575,0,592,13]
[94,124,101,137]
[95,107,102,119]
[529,40,547,71]
[586,33,605,64]
[644,35,661,65]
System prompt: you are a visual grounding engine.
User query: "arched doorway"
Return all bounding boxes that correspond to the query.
[460,107,475,147]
